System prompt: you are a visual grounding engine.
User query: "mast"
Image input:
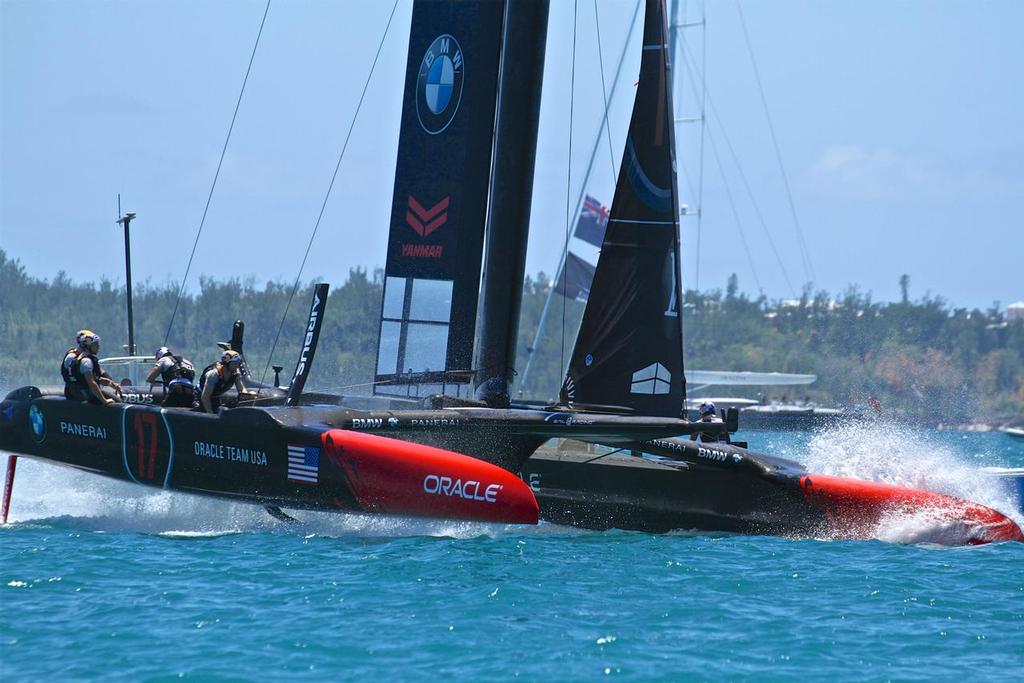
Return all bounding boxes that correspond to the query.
[473,0,550,408]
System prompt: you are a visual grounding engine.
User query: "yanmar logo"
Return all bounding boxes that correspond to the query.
[401,195,449,259]
[423,474,501,503]
[406,195,449,237]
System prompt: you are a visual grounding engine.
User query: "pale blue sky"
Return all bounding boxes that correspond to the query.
[2,0,1022,310]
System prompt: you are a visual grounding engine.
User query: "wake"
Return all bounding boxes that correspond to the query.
[0,454,546,540]
[4,421,1019,545]
[800,420,1023,544]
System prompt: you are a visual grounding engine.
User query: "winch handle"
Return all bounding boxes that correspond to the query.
[725,407,740,433]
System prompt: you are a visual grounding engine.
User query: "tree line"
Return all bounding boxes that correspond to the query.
[2,250,1021,422]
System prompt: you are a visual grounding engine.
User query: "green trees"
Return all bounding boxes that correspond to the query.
[0,249,382,393]
[1,250,1020,422]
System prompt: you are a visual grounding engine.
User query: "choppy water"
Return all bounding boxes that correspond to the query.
[3,424,1023,680]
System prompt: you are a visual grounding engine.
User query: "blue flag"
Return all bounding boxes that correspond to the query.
[573,195,610,247]
[554,252,596,303]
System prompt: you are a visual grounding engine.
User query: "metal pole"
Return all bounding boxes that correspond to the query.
[117,209,137,356]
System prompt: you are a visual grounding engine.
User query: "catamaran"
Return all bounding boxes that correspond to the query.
[2,0,1020,543]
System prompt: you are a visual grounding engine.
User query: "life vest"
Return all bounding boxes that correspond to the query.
[198,363,235,397]
[60,348,79,386]
[160,355,196,387]
[70,352,101,385]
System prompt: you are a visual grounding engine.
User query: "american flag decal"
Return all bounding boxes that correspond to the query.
[287,444,320,484]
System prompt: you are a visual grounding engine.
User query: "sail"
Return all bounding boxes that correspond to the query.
[560,0,685,417]
[375,0,505,394]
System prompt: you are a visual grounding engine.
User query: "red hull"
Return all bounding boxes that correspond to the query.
[801,473,1024,544]
[321,430,539,524]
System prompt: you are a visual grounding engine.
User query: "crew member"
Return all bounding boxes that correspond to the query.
[60,345,81,400]
[146,346,197,408]
[64,330,120,405]
[690,401,724,443]
[197,349,255,413]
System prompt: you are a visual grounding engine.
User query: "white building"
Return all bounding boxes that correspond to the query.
[1008,301,1024,322]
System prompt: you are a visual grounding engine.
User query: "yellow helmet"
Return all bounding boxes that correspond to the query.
[220,349,242,367]
[76,329,100,354]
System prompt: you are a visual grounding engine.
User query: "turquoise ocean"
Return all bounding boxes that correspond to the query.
[3,422,1022,680]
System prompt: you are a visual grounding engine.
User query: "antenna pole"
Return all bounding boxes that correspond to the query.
[117,201,138,356]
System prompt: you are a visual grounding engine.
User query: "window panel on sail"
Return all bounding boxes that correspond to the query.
[377,321,401,374]
[409,279,453,323]
[403,323,448,373]
[382,277,406,320]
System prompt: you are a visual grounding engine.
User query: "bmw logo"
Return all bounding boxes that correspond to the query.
[29,404,46,443]
[585,354,594,367]
[416,34,464,135]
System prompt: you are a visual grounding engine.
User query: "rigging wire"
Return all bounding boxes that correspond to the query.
[560,0,579,383]
[680,37,796,298]
[258,0,401,390]
[668,0,700,282]
[671,0,708,296]
[163,0,272,345]
[705,126,764,294]
[693,0,708,295]
[734,0,816,286]
[592,0,617,179]
[518,0,641,397]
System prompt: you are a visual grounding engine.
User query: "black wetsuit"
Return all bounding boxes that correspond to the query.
[157,355,197,408]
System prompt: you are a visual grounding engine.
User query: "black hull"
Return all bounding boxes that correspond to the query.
[4,388,1021,543]
[1,390,355,514]
[522,440,826,536]
[0,386,716,522]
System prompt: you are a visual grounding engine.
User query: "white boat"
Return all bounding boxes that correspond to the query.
[981,467,1024,515]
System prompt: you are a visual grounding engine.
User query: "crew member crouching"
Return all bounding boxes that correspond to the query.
[197,349,255,413]
[690,401,725,443]
[62,330,120,405]
[147,346,197,408]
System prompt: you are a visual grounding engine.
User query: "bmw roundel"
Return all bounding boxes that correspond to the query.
[416,34,464,135]
[29,404,46,443]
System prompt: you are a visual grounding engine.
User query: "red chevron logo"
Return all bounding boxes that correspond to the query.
[405,195,449,237]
